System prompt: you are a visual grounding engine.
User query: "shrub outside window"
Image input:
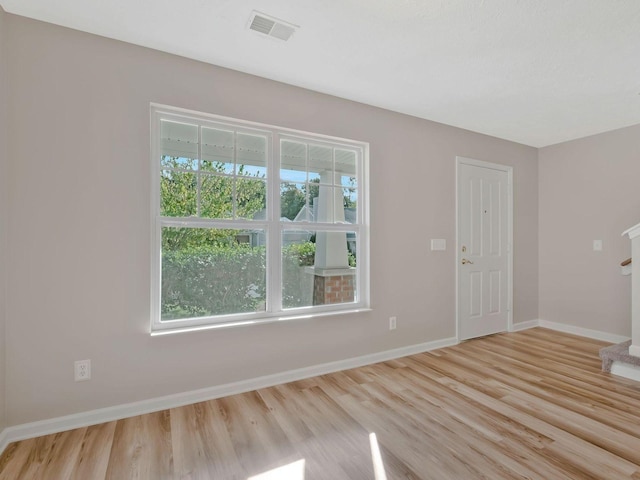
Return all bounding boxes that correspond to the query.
[151,105,369,333]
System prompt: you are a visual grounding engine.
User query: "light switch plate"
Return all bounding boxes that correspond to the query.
[431,239,446,251]
[593,240,602,251]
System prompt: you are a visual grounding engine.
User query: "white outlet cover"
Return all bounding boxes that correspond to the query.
[431,239,446,251]
[74,359,91,381]
[593,240,603,251]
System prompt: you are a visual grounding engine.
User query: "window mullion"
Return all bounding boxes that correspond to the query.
[151,110,162,330]
[305,143,310,221]
[268,134,282,313]
[159,217,268,230]
[232,131,237,219]
[197,126,202,217]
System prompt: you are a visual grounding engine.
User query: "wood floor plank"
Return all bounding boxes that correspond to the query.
[216,391,298,478]
[437,376,640,478]
[34,428,87,480]
[0,438,39,480]
[364,370,568,480]
[0,429,88,480]
[2,327,640,479]
[70,422,116,480]
[104,410,173,480]
[462,336,640,400]
[285,384,374,480]
[462,337,640,405]
[257,385,355,480]
[170,401,243,480]
[2,439,46,480]
[385,372,572,479]
[437,345,640,436]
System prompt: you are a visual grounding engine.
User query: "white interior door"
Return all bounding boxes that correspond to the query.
[457,159,511,340]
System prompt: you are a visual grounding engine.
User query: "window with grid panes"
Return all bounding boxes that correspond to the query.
[151,105,369,333]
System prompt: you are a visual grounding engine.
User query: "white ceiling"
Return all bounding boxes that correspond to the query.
[2,0,639,147]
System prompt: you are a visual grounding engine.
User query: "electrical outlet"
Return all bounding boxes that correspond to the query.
[74,359,91,382]
[389,316,397,330]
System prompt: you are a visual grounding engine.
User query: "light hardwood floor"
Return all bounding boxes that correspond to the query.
[1,327,640,479]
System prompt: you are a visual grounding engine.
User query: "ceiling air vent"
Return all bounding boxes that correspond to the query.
[248,11,298,41]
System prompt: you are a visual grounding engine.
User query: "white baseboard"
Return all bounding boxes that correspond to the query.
[510,320,539,332]
[611,361,640,382]
[0,428,7,456]
[0,335,458,454]
[538,320,630,344]
[629,344,640,357]
[0,320,630,455]
[510,319,631,345]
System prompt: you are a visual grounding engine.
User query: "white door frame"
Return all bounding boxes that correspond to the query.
[455,156,513,341]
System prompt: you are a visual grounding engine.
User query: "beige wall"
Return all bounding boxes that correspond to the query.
[4,14,538,425]
[539,124,640,336]
[0,5,8,431]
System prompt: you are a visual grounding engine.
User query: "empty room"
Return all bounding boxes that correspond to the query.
[0,0,639,478]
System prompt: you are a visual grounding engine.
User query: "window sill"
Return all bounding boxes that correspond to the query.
[150,307,373,337]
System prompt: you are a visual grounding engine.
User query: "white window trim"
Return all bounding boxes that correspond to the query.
[150,104,370,334]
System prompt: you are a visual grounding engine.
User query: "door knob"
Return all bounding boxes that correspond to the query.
[461,258,474,265]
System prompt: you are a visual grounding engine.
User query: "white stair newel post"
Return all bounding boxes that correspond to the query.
[622,222,640,358]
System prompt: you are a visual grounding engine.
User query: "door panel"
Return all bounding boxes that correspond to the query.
[470,271,482,317]
[489,270,501,314]
[458,161,510,340]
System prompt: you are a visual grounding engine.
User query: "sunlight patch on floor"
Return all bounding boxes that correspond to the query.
[248,459,306,480]
[369,433,388,480]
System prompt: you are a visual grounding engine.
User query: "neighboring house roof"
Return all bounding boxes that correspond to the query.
[251,208,291,223]
[294,205,356,224]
